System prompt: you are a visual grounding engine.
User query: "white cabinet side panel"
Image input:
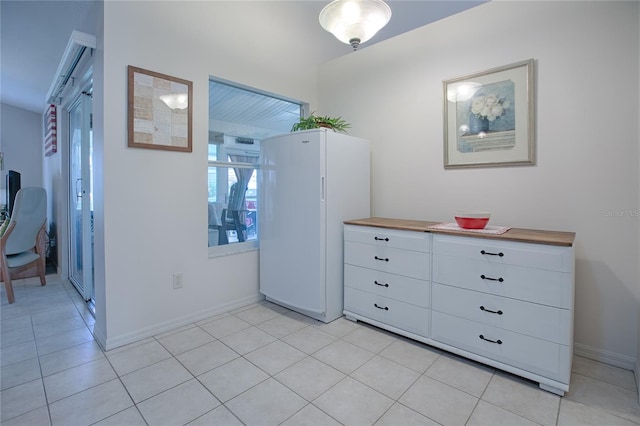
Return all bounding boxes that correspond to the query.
[325,132,371,320]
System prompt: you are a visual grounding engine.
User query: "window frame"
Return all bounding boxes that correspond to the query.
[207,78,304,258]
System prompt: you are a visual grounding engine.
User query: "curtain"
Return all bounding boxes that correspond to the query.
[226,155,259,238]
[229,155,258,195]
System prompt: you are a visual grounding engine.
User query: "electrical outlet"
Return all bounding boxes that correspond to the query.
[173,273,184,289]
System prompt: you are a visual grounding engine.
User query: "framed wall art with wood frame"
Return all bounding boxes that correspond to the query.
[128,66,193,152]
[443,59,535,168]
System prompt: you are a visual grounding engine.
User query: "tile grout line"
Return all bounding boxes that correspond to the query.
[4,290,640,425]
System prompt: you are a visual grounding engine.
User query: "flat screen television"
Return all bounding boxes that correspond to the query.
[6,170,21,217]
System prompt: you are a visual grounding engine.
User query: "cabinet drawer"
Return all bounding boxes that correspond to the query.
[344,287,430,338]
[433,254,572,308]
[345,241,429,280]
[431,311,570,383]
[433,234,574,272]
[345,225,431,253]
[345,264,429,308]
[432,283,571,344]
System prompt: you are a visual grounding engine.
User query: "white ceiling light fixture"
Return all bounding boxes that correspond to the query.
[319,0,392,51]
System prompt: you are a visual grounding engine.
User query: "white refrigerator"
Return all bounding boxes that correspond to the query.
[259,128,370,323]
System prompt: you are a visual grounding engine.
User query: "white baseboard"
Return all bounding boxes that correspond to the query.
[102,294,264,351]
[574,342,636,370]
[92,324,108,351]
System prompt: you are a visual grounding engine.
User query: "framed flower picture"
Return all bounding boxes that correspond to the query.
[443,59,535,168]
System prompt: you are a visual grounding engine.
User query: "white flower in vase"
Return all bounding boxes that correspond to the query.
[470,93,508,121]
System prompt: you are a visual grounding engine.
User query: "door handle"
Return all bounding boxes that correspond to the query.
[480,274,504,282]
[481,250,504,257]
[479,334,502,344]
[76,178,83,200]
[480,306,503,315]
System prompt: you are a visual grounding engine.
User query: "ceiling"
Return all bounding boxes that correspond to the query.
[0,0,485,114]
[210,80,303,140]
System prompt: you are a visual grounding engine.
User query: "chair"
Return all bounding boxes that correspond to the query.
[207,201,225,247]
[0,187,47,304]
[218,181,248,245]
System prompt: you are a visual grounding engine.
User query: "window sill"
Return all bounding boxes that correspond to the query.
[208,240,259,259]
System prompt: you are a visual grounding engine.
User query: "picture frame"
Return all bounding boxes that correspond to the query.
[128,66,193,152]
[443,59,535,168]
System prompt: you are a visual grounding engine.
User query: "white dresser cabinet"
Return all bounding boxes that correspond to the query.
[431,234,574,394]
[344,225,431,338]
[343,218,575,396]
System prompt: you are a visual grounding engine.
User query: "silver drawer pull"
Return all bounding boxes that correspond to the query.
[479,334,502,344]
[374,236,389,242]
[374,281,389,288]
[480,306,503,315]
[481,250,504,257]
[480,274,504,282]
[374,303,389,311]
[374,256,389,262]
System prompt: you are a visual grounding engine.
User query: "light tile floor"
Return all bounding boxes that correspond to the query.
[2,276,640,425]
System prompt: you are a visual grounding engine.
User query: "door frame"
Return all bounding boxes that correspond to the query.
[67,90,94,302]
[58,59,94,305]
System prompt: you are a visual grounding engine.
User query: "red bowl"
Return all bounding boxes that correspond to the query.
[454,211,491,229]
[455,216,490,229]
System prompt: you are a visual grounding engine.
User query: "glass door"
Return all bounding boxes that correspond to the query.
[69,91,94,303]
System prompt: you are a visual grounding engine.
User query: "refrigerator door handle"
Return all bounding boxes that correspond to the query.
[321,176,325,202]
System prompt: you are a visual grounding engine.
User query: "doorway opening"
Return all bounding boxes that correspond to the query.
[68,88,95,312]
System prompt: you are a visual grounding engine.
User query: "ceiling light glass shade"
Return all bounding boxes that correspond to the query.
[160,93,189,110]
[319,0,392,50]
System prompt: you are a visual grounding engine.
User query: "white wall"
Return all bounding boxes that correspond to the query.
[95,1,321,348]
[0,103,44,191]
[319,1,640,365]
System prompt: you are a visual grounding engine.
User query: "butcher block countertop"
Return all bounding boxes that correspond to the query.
[344,217,576,247]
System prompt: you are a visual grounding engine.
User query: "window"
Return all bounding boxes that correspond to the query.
[208,79,302,255]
